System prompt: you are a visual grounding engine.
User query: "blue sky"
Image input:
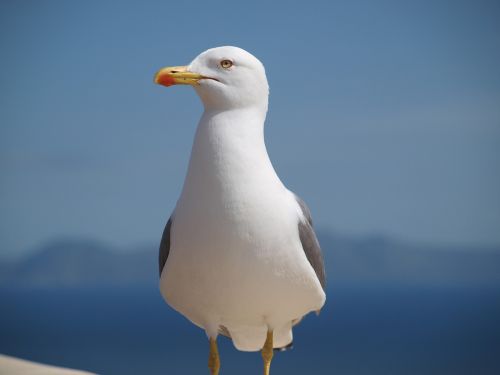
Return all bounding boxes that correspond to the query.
[1,0,499,257]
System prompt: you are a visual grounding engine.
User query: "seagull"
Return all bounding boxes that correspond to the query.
[154,46,326,375]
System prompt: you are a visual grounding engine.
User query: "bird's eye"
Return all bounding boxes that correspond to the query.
[220,59,233,69]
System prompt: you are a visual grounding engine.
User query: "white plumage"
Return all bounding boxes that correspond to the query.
[156,46,325,353]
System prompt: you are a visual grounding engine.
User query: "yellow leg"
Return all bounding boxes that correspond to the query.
[261,330,274,375]
[208,337,220,375]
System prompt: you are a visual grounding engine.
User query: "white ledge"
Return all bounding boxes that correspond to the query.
[0,354,96,375]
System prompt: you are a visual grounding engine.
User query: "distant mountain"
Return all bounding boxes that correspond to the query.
[0,239,156,288]
[1,232,499,288]
[320,231,500,287]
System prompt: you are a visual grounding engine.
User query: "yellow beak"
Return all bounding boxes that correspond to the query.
[154,65,205,87]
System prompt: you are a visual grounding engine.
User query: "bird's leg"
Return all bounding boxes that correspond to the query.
[261,330,274,375]
[208,337,220,375]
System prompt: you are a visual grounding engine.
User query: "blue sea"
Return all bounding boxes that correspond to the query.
[1,285,500,374]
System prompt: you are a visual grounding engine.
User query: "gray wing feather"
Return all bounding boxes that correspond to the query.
[295,194,326,290]
[158,217,172,277]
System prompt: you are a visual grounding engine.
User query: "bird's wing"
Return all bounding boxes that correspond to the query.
[294,194,326,290]
[158,217,172,277]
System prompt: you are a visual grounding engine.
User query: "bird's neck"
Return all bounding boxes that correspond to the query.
[198,107,268,159]
[179,107,282,202]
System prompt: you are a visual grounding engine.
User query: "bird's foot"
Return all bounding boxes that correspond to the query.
[261,330,274,375]
[208,337,220,375]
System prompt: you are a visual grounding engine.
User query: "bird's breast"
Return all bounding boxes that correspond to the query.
[173,182,298,255]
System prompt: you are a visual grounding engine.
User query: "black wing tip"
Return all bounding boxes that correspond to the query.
[158,217,173,277]
[274,341,294,352]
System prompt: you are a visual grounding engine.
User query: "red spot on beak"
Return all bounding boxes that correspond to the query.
[156,72,176,87]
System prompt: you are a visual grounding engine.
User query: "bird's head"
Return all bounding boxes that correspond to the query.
[154,46,269,111]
